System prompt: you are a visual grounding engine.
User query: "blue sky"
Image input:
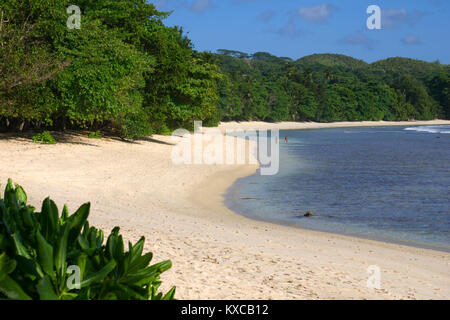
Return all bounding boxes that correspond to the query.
[153,0,450,63]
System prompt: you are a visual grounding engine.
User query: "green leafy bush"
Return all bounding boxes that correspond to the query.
[88,131,102,139]
[32,131,56,144]
[0,179,175,300]
[117,110,154,140]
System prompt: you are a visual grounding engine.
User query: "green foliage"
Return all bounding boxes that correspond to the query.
[214,51,449,122]
[116,110,154,140]
[1,0,449,138]
[0,1,68,129]
[32,131,57,145]
[88,131,101,139]
[0,179,175,300]
[370,57,449,80]
[142,26,220,133]
[297,54,368,69]
[0,0,218,138]
[428,73,450,119]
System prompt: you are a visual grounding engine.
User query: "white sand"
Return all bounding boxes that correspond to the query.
[1,120,449,299]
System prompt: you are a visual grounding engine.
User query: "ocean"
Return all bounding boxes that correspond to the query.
[225,125,450,251]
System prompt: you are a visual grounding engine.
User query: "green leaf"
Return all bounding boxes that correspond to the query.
[36,231,54,277]
[69,203,90,230]
[89,228,98,248]
[77,234,96,255]
[14,185,27,205]
[12,233,31,259]
[67,203,90,245]
[148,260,172,274]
[120,260,171,286]
[117,284,146,300]
[61,205,69,221]
[80,259,117,288]
[162,286,176,300]
[15,255,43,279]
[77,234,90,251]
[130,237,145,258]
[36,276,58,300]
[0,201,12,235]
[106,227,124,261]
[82,221,89,236]
[77,253,88,281]
[129,237,146,268]
[5,187,19,213]
[55,223,70,278]
[41,198,59,237]
[0,253,17,280]
[5,179,14,199]
[0,274,32,300]
[96,230,104,247]
[20,207,35,229]
[128,252,153,274]
[150,281,162,300]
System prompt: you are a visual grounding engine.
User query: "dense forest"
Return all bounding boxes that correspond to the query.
[1,1,449,139]
[214,51,450,123]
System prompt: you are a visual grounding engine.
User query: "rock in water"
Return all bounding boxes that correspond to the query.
[304,211,314,217]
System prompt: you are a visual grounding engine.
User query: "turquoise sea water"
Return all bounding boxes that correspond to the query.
[225,126,450,251]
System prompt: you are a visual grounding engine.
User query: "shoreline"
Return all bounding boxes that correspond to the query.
[212,119,450,132]
[1,120,449,299]
[214,120,450,253]
[224,171,450,255]
[186,148,450,299]
[194,122,450,253]
[193,121,450,298]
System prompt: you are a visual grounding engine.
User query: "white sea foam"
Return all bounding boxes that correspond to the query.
[404,126,450,134]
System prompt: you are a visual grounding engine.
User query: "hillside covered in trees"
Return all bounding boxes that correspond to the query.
[214,51,450,123]
[1,1,449,139]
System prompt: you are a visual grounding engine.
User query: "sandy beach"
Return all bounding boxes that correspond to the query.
[1,120,449,300]
[212,120,450,132]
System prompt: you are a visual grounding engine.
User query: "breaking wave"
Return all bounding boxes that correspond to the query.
[404,126,450,134]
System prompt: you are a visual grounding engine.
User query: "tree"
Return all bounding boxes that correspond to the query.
[0,5,67,92]
[428,73,450,119]
[392,75,437,120]
[0,2,68,130]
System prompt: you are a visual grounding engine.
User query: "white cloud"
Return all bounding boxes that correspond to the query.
[155,0,215,13]
[339,32,374,50]
[402,35,421,45]
[382,8,427,28]
[297,4,336,24]
[190,0,214,13]
[276,22,306,38]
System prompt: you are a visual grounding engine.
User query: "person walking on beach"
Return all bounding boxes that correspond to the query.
[285,136,288,144]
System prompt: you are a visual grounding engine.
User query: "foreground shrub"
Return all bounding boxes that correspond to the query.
[0,179,175,300]
[32,131,56,144]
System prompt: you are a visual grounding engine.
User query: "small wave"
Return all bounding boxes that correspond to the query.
[404,126,450,134]
[344,130,402,134]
